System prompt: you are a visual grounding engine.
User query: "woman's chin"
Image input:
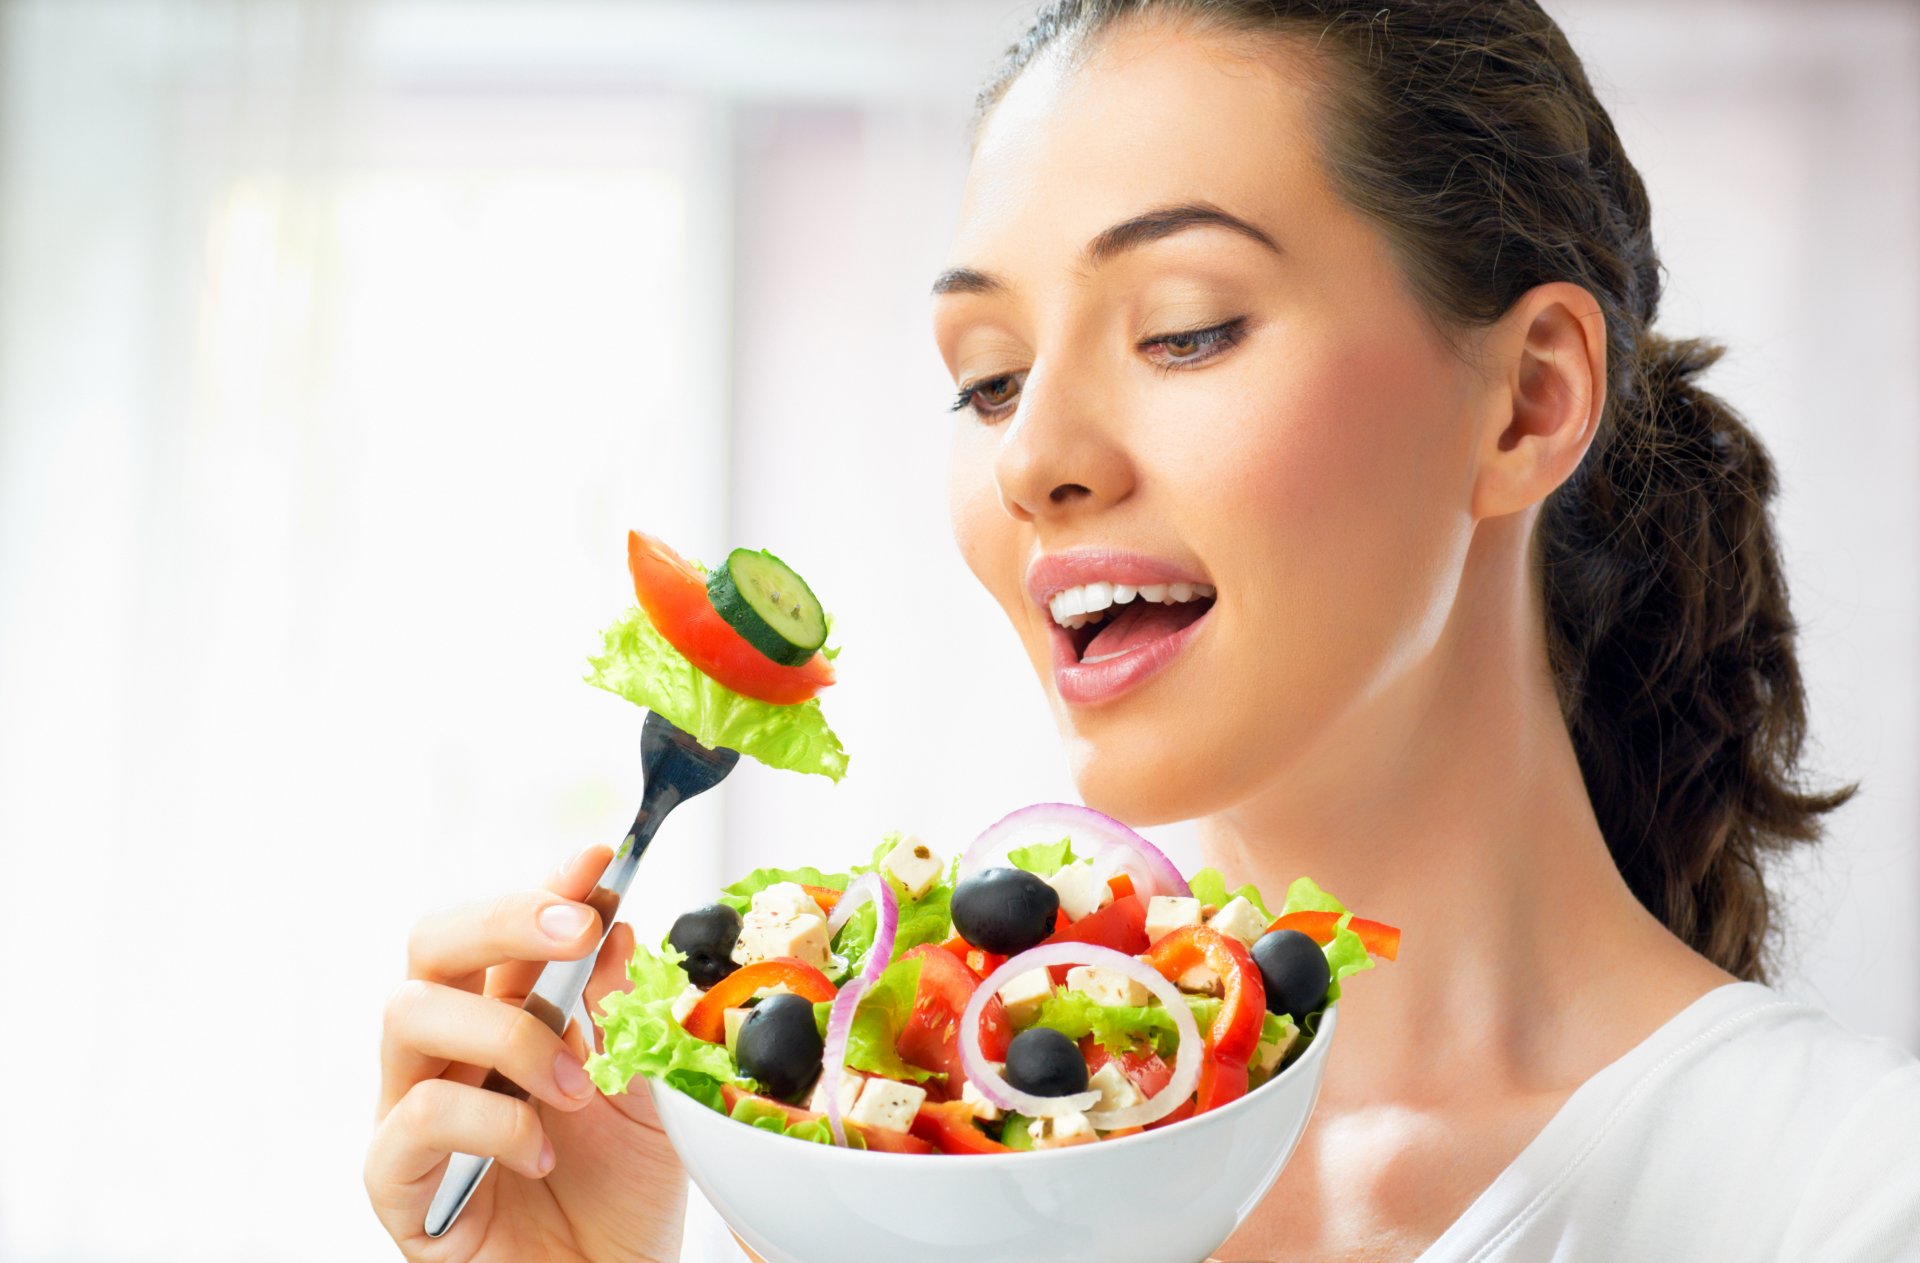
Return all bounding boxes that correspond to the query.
[1057,714,1246,828]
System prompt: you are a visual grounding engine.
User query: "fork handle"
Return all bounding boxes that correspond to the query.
[423,790,679,1238]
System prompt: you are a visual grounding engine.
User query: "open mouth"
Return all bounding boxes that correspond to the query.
[1049,581,1218,665]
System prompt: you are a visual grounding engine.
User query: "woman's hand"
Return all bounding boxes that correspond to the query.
[366,845,687,1262]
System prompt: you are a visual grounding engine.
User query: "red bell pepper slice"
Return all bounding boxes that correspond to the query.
[799,884,841,914]
[718,1084,933,1154]
[1266,910,1401,961]
[681,957,836,1043]
[1141,924,1266,1112]
[627,529,835,705]
[1106,873,1135,901]
[909,1099,1010,1154]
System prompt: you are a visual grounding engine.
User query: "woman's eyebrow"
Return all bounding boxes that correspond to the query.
[931,201,1281,297]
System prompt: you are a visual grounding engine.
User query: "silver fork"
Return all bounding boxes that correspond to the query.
[424,709,740,1239]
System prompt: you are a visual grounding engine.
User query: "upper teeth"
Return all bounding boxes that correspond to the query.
[1048,580,1216,629]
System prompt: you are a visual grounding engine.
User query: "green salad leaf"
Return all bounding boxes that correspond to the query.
[1279,875,1375,1003]
[586,943,739,1099]
[810,955,941,1084]
[1187,867,1273,921]
[727,1095,864,1148]
[1005,836,1075,876]
[586,605,848,781]
[1029,989,1220,1059]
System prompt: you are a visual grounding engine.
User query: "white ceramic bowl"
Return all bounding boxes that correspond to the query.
[647,1005,1337,1263]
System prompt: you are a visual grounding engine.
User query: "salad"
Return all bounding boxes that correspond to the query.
[586,804,1399,1154]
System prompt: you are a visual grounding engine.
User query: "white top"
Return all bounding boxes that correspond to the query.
[680,981,1920,1261]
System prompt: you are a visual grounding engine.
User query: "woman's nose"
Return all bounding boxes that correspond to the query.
[991,366,1135,522]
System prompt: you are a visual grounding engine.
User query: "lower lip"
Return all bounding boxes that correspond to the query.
[1049,607,1212,706]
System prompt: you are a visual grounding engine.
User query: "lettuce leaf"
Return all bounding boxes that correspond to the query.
[1005,837,1075,876]
[1029,989,1220,1059]
[811,955,942,1084]
[726,1095,864,1148]
[586,605,848,781]
[1187,867,1273,921]
[586,943,740,1100]
[1279,876,1375,1003]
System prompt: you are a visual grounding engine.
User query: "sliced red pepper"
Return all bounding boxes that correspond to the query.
[895,944,1012,1098]
[909,1099,1010,1154]
[799,884,842,914]
[681,957,836,1043]
[1042,893,1148,984]
[1267,910,1401,961]
[718,1083,933,1154]
[1106,873,1135,901]
[1141,924,1265,1112]
[627,529,835,705]
[935,932,1007,981]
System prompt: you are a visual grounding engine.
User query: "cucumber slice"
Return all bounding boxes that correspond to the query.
[707,548,828,667]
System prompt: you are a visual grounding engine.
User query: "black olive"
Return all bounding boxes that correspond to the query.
[734,992,825,1102]
[1003,1027,1088,1099]
[668,903,743,990]
[1251,929,1331,1022]
[951,867,1060,955]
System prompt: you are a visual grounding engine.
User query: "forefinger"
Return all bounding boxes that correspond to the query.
[406,845,613,992]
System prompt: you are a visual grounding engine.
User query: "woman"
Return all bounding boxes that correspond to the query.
[365,2,1920,1259]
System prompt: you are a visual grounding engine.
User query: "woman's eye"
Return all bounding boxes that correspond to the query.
[1142,317,1246,368]
[950,372,1024,419]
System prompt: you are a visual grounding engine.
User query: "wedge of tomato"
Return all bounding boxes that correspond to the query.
[895,944,1011,1098]
[1267,909,1401,960]
[1141,924,1265,1112]
[909,1099,1010,1154]
[718,1084,933,1154]
[1079,1036,1174,1101]
[627,529,835,704]
[681,958,836,1043]
[1041,893,1147,984]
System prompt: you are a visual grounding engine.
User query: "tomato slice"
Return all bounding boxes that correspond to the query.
[1079,1036,1174,1101]
[909,1099,1010,1154]
[1141,924,1265,1113]
[895,944,1011,1098]
[718,1084,933,1154]
[1267,909,1401,961]
[1041,893,1148,983]
[627,529,835,705]
[682,958,837,1043]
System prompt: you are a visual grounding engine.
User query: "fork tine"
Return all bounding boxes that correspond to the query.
[642,709,741,796]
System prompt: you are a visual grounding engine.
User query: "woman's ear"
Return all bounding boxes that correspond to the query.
[1469,281,1609,521]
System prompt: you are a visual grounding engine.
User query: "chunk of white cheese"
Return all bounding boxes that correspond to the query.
[880,836,944,901]
[1031,1110,1097,1149]
[996,967,1056,1026]
[669,985,704,1025]
[1088,1061,1144,1113]
[960,1067,1005,1122]
[1206,895,1268,946]
[806,1069,865,1117]
[1144,895,1204,945]
[1065,964,1150,1009]
[1176,962,1222,995]
[1253,1021,1300,1077]
[1047,861,1114,921]
[751,881,828,922]
[847,1077,927,1134]
[731,910,833,973]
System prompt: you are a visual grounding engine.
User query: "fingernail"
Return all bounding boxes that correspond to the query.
[536,1135,555,1175]
[553,1051,594,1101]
[539,903,593,941]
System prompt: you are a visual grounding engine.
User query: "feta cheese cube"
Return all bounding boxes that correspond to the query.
[1253,1021,1300,1077]
[996,967,1056,1026]
[723,1006,752,1054]
[1047,861,1113,921]
[1065,964,1150,1008]
[960,1071,1004,1122]
[1176,962,1222,995]
[670,985,704,1025]
[1088,1061,1143,1112]
[1206,896,1268,946]
[751,881,828,922]
[1145,895,1204,945]
[880,836,944,900]
[731,910,833,972]
[1031,1110,1097,1149]
[847,1077,926,1134]
[807,1069,865,1117]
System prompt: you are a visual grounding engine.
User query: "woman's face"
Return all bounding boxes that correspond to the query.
[933,22,1483,826]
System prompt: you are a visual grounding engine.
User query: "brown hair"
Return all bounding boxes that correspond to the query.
[976,0,1856,982]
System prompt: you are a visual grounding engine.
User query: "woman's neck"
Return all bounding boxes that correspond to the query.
[1196,522,1720,1105]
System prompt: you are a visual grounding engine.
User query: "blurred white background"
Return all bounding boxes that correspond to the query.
[0,1,1914,1259]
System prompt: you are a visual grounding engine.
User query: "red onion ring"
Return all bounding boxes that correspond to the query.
[961,803,1190,902]
[959,942,1201,1128]
[820,873,898,1147]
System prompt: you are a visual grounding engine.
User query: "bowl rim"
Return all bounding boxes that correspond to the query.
[649,1001,1338,1166]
